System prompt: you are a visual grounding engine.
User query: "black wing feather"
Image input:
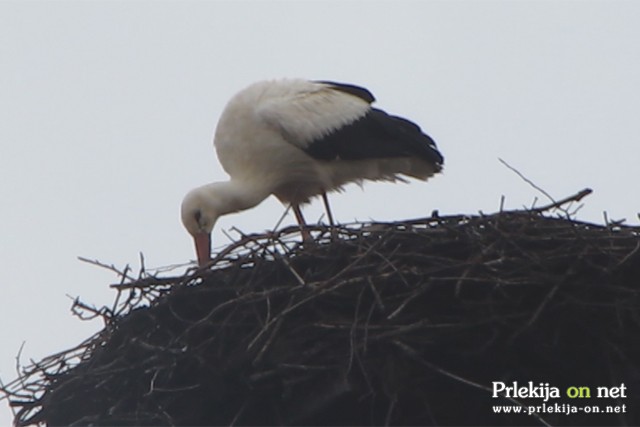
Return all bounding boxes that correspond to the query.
[305,108,443,169]
[313,80,376,104]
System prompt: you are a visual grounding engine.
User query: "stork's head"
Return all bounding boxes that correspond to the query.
[181,186,220,266]
[181,180,271,266]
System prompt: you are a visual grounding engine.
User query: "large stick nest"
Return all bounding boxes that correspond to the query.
[2,206,640,426]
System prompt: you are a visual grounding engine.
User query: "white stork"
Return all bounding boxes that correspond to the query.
[181,79,443,265]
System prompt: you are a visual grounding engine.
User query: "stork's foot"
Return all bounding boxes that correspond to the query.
[292,204,314,244]
[327,225,339,240]
[300,227,313,244]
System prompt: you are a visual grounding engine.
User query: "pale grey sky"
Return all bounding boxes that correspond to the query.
[1,1,639,424]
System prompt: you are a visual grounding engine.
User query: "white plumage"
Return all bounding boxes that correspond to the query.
[182,78,443,265]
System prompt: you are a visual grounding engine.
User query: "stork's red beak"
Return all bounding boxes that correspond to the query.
[194,233,211,266]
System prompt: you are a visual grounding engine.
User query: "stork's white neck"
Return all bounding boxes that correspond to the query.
[182,179,273,238]
[197,179,271,216]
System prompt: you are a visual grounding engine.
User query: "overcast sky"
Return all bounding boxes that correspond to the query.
[1,1,639,424]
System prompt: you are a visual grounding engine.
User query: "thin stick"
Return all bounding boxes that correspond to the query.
[272,205,291,232]
[77,256,135,282]
[529,188,593,213]
[498,158,556,204]
[15,341,26,386]
[498,159,592,214]
[392,340,552,427]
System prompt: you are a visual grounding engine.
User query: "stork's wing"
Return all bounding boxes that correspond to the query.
[306,108,443,168]
[257,80,373,147]
[257,80,443,169]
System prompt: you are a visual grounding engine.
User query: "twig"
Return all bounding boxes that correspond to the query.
[138,252,146,279]
[68,296,111,323]
[499,157,594,217]
[615,239,640,268]
[77,256,135,282]
[392,340,553,427]
[15,342,26,386]
[529,188,593,214]
[499,158,556,204]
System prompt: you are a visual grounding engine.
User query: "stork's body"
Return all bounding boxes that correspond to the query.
[182,79,444,265]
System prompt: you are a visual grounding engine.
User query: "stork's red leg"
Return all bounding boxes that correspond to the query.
[292,204,312,242]
[321,192,335,227]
